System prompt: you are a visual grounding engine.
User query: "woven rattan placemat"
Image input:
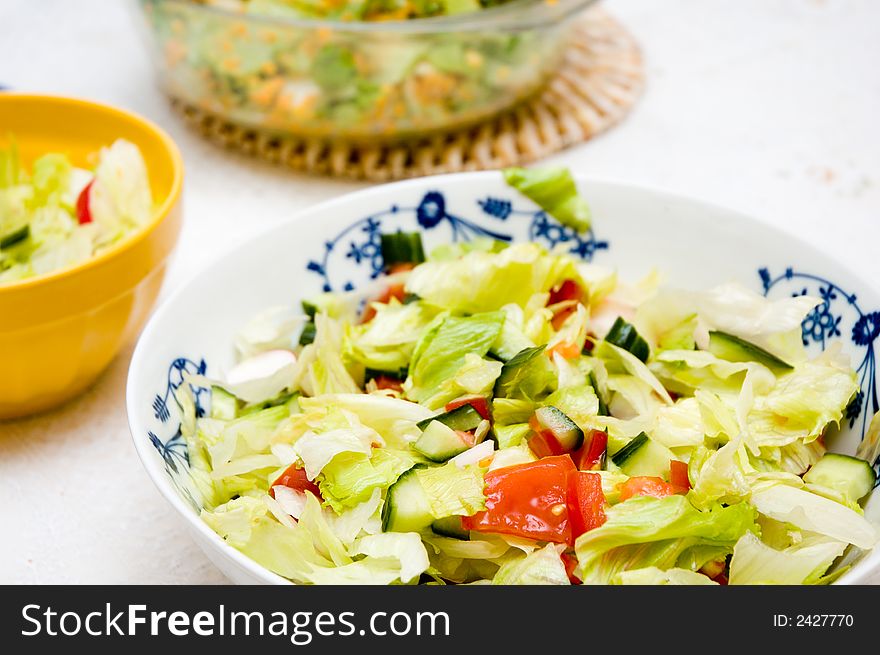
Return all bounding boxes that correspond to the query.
[172,7,643,181]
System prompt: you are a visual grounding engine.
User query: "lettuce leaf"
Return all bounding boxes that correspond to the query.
[492,544,570,585]
[574,495,756,584]
[749,483,878,549]
[728,532,847,585]
[502,167,591,232]
[405,312,504,405]
[405,243,581,314]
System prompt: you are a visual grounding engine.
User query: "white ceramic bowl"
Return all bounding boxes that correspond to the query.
[127,172,880,585]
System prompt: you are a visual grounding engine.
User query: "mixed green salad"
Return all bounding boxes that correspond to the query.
[195,0,518,21]
[0,139,152,284]
[181,169,878,585]
[141,0,566,137]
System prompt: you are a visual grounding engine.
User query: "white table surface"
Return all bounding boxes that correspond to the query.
[1,0,878,584]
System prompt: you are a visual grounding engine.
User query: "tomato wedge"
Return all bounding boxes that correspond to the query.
[75,180,94,225]
[462,456,575,544]
[372,374,404,392]
[567,471,606,543]
[270,463,322,500]
[527,429,567,458]
[618,476,679,502]
[548,279,584,305]
[361,282,408,323]
[548,340,581,360]
[572,430,608,470]
[670,459,691,489]
[445,395,491,422]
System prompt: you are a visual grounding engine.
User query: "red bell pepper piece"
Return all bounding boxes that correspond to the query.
[548,279,584,305]
[372,374,404,392]
[618,476,679,502]
[361,282,408,323]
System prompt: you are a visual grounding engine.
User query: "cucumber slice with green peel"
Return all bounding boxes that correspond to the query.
[381,468,434,533]
[589,371,609,416]
[617,436,676,478]
[416,404,483,433]
[431,516,470,540]
[301,300,318,319]
[494,345,547,397]
[381,232,425,268]
[611,432,648,467]
[413,420,475,462]
[210,386,238,420]
[299,322,316,346]
[605,317,650,363]
[804,453,876,502]
[0,224,29,249]
[533,405,584,452]
[707,330,793,371]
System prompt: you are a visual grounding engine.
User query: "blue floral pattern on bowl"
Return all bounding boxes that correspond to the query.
[760,267,880,480]
[306,190,608,292]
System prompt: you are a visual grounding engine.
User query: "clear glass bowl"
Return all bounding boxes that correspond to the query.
[136,0,596,141]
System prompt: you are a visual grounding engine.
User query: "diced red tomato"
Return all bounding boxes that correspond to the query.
[561,551,582,585]
[388,262,416,274]
[462,456,575,544]
[527,429,566,458]
[75,180,94,225]
[714,573,729,586]
[361,282,408,323]
[566,471,606,544]
[551,306,576,331]
[445,395,491,422]
[548,279,584,306]
[270,463,322,500]
[372,374,404,392]
[618,476,679,502]
[670,459,691,489]
[548,340,581,360]
[572,430,608,471]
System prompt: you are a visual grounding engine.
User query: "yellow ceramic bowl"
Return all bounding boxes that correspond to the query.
[0,94,183,419]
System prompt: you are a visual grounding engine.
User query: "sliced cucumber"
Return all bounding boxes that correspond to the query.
[0,224,29,249]
[381,231,425,268]
[431,516,470,540]
[494,345,548,398]
[412,420,474,463]
[416,404,483,433]
[299,322,316,346]
[589,371,609,416]
[210,386,238,420]
[381,468,434,533]
[707,330,792,371]
[534,405,584,452]
[493,423,532,449]
[605,317,650,363]
[301,300,318,319]
[365,367,408,381]
[804,453,876,502]
[612,432,675,478]
[611,432,648,467]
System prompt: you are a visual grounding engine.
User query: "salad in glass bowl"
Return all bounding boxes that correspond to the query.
[171,169,879,585]
[0,139,153,284]
[136,0,595,140]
